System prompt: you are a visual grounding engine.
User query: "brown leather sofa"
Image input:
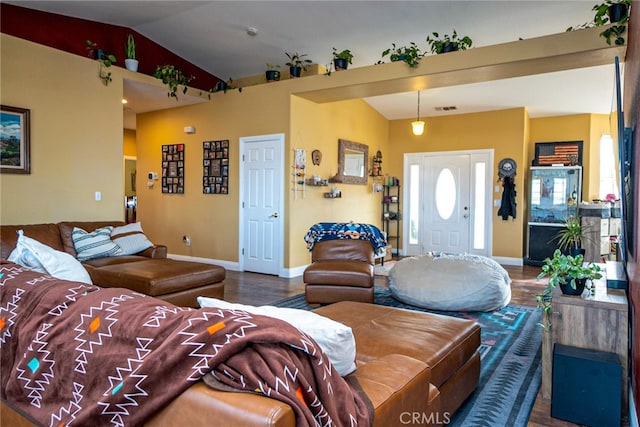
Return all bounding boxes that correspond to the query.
[303,239,375,304]
[1,300,480,427]
[0,221,225,307]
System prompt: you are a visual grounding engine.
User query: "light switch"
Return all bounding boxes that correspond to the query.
[95,191,101,201]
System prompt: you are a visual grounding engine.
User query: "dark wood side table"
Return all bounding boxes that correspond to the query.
[541,270,629,416]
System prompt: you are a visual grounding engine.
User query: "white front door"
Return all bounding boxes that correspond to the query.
[404,150,492,257]
[424,154,471,254]
[240,134,284,275]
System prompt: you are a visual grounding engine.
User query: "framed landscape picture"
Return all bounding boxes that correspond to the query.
[0,105,30,174]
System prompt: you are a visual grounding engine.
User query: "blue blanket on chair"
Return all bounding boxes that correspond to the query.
[304,222,387,256]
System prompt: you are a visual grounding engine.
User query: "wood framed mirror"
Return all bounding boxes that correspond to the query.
[337,139,368,185]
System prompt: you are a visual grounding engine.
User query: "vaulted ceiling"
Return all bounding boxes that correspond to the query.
[8,1,625,122]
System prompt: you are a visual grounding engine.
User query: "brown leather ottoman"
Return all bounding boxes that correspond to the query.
[88,259,225,307]
[316,301,481,416]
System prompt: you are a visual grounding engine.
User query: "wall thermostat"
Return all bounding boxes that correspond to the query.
[147,172,158,180]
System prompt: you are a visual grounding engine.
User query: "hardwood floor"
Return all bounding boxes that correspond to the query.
[219,263,583,426]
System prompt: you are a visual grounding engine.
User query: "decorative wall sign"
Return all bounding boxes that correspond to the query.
[0,105,30,174]
[533,141,583,166]
[203,139,229,194]
[161,144,185,193]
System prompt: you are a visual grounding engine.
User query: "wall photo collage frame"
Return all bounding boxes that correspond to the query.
[203,139,229,194]
[162,144,185,194]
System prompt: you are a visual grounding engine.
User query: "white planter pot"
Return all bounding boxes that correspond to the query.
[125,59,139,72]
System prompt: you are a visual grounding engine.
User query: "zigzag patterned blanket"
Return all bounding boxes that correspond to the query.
[304,222,387,256]
[0,260,371,426]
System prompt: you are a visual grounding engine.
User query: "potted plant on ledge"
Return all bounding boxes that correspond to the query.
[86,40,116,85]
[332,48,353,71]
[265,63,281,82]
[124,34,139,72]
[380,42,424,68]
[426,30,473,54]
[285,52,312,78]
[594,0,632,45]
[153,65,194,100]
[535,249,602,330]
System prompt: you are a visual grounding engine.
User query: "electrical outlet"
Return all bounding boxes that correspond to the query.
[183,235,191,246]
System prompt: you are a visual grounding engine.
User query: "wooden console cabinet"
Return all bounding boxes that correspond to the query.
[541,271,628,415]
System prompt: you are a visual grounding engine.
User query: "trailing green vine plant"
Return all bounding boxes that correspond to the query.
[535,249,603,331]
[153,65,194,100]
[86,40,116,86]
[594,0,631,45]
[207,78,242,97]
[380,42,424,68]
[566,0,631,45]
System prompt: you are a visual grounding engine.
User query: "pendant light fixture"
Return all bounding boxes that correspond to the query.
[411,91,425,136]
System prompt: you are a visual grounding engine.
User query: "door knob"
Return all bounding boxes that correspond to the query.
[270,212,279,218]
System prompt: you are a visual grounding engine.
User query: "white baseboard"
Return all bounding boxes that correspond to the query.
[283,265,307,278]
[168,253,309,279]
[492,256,524,266]
[168,254,240,271]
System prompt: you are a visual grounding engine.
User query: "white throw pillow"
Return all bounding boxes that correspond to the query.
[197,297,357,376]
[8,230,92,284]
[72,226,122,261]
[111,222,153,255]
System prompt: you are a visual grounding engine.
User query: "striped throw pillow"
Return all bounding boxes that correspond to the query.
[72,226,122,261]
[110,222,153,255]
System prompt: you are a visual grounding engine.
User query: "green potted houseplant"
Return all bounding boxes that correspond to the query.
[594,0,632,45]
[265,63,281,82]
[86,40,116,85]
[153,65,194,100]
[285,52,312,78]
[568,0,631,44]
[210,77,242,95]
[535,249,603,330]
[553,215,587,257]
[124,34,138,72]
[426,30,473,54]
[332,48,353,71]
[380,42,423,68]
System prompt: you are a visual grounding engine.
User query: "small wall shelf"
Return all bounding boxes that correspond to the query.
[324,191,342,198]
[306,178,329,186]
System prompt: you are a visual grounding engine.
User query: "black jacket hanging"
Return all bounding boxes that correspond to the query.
[498,176,517,220]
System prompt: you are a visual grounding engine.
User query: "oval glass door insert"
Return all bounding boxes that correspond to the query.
[435,168,456,219]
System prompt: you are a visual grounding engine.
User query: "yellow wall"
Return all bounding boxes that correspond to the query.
[288,96,389,267]
[387,108,528,259]
[0,34,124,224]
[136,86,386,267]
[123,129,136,157]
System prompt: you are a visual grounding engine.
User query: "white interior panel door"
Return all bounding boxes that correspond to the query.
[423,154,471,254]
[241,134,283,275]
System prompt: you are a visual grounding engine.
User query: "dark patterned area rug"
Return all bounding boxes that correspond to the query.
[273,286,542,427]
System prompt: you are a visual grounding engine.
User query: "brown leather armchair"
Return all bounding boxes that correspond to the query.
[303,239,375,304]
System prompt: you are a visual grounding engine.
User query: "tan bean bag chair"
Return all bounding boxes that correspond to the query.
[389,253,511,312]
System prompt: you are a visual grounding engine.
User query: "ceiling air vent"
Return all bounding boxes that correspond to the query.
[435,106,458,111]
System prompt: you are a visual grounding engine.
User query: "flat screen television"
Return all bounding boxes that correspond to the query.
[615,55,634,262]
